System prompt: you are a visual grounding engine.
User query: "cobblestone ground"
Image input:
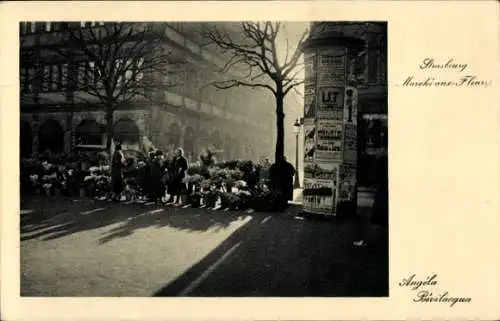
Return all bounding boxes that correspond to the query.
[20,196,388,297]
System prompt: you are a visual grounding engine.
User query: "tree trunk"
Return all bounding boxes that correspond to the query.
[275,90,285,163]
[105,103,114,154]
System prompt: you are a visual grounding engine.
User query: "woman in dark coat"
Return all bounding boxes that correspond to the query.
[169,147,188,205]
[149,150,166,205]
[111,144,125,202]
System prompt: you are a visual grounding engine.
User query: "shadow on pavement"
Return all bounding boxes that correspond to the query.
[153,211,388,297]
[21,199,256,243]
[98,208,253,244]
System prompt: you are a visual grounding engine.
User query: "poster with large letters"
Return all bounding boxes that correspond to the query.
[317,87,344,119]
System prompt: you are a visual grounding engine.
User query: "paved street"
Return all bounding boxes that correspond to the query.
[21,196,388,297]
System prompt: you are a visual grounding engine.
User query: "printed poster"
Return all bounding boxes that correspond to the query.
[317,120,343,141]
[304,92,316,119]
[317,47,347,87]
[343,86,358,125]
[302,173,338,215]
[304,52,316,82]
[303,162,338,180]
[343,123,357,164]
[316,87,344,119]
[315,140,342,161]
[304,139,315,162]
[304,122,316,162]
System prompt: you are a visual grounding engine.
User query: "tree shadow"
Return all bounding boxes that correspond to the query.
[153,212,389,297]
[98,208,251,244]
[20,200,256,243]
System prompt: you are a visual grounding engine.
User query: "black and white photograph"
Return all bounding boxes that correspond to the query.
[19,21,388,297]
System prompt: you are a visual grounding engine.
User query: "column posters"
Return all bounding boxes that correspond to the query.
[302,46,349,215]
[304,51,316,119]
[316,120,343,161]
[303,163,338,215]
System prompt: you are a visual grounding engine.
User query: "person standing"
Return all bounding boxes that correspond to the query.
[269,156,296,210]
[111,144,125,202]
[168,147,188,205]
[149,150,166,205]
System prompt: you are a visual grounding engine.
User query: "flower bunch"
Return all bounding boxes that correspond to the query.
[30,174,40,188]
[41,161,53,172]
[89,165,111,176]
[183,174,203,185]
[234,180,248,189]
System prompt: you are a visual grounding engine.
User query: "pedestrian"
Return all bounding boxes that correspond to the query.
[111,144,125,202]
[146,151,157,201]
[353,152,388,247]
[149,150,166,205]
[168,147,188,205]
[269,156,296,210]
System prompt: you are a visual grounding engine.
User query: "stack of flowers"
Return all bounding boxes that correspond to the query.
[41,172,58,196]
[30,174,40,193]
[83,165,112,198]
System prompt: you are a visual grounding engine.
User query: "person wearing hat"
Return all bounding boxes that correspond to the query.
[149,150,165,205]
[111,144,125,202]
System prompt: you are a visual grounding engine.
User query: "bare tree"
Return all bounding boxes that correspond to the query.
[204,22,308,163]
[43,22,183,152]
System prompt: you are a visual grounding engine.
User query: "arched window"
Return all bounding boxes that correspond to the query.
[38,119,64,153]
[20,121,32,158]
[75,119,104,146]
[114,119,140,144]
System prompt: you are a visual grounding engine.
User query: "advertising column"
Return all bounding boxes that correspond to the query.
[301,34,360,216]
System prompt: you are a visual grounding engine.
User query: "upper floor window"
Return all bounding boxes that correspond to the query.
[80,21,105,28]
[51,65,60,90]
[61,64,68,87]
[20,22,37,35]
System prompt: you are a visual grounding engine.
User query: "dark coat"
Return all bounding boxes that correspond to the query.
[111,151,124,194]
[270,160,296,201]
[149,158,165,200]
[170,155,188,195]
[371,155,388,226]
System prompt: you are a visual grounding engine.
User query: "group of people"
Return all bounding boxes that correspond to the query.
[111,144,188,204]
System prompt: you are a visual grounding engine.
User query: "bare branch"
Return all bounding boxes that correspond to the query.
[204,21,305,100]
[42,22,181,109]
[284,79,305,96]
[212,79,276,95]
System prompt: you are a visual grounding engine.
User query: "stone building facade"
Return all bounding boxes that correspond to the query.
[20,22,289,162]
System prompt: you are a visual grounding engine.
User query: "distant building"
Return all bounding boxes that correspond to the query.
[20,22,285,162]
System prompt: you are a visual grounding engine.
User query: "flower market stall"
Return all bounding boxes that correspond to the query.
[20,149,284,213]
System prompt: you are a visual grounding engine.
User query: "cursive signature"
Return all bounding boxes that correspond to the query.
[399,273,438,290]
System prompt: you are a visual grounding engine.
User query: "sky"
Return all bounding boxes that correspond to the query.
[275,22,309,169]
[276,22,309,98]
